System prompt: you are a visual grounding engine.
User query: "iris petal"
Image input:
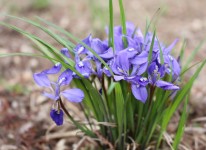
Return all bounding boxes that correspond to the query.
[61,88,84,103]
[50,109,64,126]
[61,48,71,58]
[131,84,148,103]
[156,80,180,90]
[33,73,50,87]
[58,69,73,86]
[43,62,62,74]
[164,39,178,54]
[43,92,57,100]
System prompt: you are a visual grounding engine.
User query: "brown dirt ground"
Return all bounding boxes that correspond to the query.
[0,0,206,149]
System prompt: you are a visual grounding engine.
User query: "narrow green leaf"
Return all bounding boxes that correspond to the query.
[109,0,114,51]
[0,22,75,67]
[118,0,127,47]
[157,59,206,148]
[183,38,206,71]
[172,95,188,149]
[179,39,186,66]
[36,17,114,75]
[5,15,75,51]
[148,29,156,63]
[114,83,125,144]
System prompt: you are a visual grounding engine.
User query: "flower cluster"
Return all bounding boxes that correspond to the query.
[33,22,180,125]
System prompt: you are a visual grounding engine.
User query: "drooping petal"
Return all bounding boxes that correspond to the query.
[58,69,73,86]
[43,62,62,74]
[114,75,124,81]
[50,109,64,126]
[61,88,84,103]
[33,73,51,87]
[156,80,180,90]
[131,84,148,103]
[43,92,57,100]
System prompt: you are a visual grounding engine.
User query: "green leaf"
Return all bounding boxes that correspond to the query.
[157,36,164,65]
[118,0,127,47]
[114,83,125,145]
[6,15,75,51]
[179,39,186,66]
[109,0,114,52]
[172,95,188,149]
[157,59,206,148]
[183,38,206,71]
[0,22,75,67]
[148,29,156,63]
[36,17,114,76]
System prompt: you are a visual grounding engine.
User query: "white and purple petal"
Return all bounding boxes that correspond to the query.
[43,62,62,74]
[58,69,73,86]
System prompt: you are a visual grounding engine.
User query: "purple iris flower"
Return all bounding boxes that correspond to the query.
[148,62,180,90]
[74,34,92,56]
[33,63,84,126]
[75,58,93,78]
[159,39,181,76]
[113,22,136,37]
[130,51,149,75]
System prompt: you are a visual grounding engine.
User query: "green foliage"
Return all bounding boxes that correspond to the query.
[31,0,50,10]
[0,1,205,149]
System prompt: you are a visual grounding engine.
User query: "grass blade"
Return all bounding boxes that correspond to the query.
[172,95,188,149]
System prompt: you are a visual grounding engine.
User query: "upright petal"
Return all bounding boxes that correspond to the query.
[116,51,130,74]
[58,69,73,86]
[33,73,51,87]
[131,84,148,103]
[172,58,181,76]
[50,109,64,126]
[75,60,93,78]
[74,34,92,55]
[91,38,109,54]
[61,48,71,58]
[61,88,84,103]
[43,62,62,74]
[164,39,178,54]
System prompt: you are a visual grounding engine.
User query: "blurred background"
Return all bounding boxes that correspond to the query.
[0,0,206,149]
